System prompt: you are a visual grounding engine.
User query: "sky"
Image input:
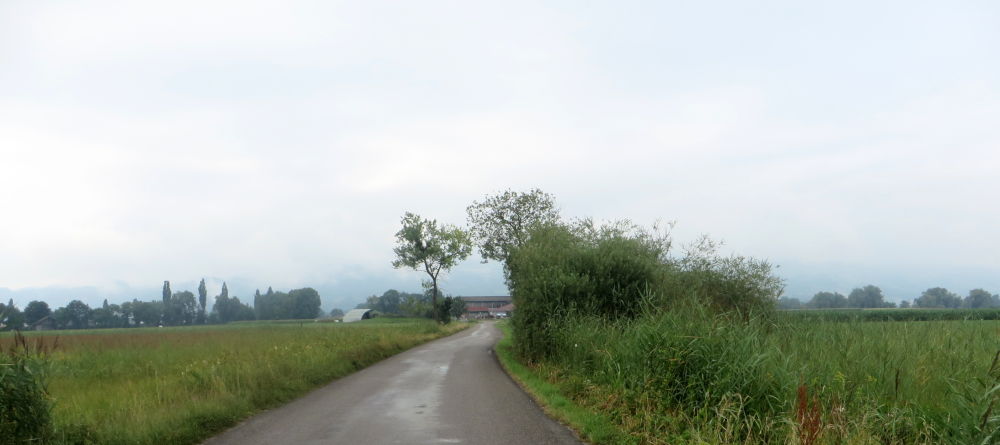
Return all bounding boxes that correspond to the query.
[1,0,998,310]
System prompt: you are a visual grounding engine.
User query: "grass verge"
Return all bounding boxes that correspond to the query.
[12,319,468,445]
[493,320,633,445]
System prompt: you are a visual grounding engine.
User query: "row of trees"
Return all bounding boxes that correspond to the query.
[355,289,466,319]
[253,287,322,320]
[0,281,323,331]
[779,286,1000,310]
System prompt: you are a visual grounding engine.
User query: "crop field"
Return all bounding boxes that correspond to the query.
[507,312,1000,444]
[1,319,467,445]
[778,307,1000,322]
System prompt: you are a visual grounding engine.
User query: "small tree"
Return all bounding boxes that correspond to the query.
[392,212,472,322]
[449,296,467,320]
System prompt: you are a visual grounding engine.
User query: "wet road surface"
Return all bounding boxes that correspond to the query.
[201,321,581,445]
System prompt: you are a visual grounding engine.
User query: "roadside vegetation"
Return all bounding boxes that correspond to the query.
[469,189,1000,445]
[0,319,466,445]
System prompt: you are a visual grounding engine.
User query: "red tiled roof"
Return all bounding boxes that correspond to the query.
[491,304,515,312]
[465,306,492,312]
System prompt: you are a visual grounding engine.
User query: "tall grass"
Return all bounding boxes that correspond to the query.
[504,219,1000,443]
[1,331,54,444]
[517,311,1000,444]
[1,319,466,445]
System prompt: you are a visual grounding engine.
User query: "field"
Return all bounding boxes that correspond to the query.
[1,319,467,445]
[501,311,1000,444]
[778,307,1000,322]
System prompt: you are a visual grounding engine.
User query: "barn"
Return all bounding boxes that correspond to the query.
[343,308,375,323]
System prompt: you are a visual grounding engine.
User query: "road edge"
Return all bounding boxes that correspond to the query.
[491,321,633,445]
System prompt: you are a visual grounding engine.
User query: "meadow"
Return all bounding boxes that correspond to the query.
[1,319,466,445]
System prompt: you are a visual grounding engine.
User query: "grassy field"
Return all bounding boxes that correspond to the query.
[2,319,467,445]
[502,311,1000,444]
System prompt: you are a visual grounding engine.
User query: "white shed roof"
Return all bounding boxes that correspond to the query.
[343,308,373,323]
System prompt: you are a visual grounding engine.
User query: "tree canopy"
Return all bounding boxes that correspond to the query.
[466,188,561,272]
[847,285,889,308]
[915,287,962,308]
[392,212,472,322]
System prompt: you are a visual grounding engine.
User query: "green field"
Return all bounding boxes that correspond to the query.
[778,307,1000,322]
[502,311,1000,444]
[2,319,467,445]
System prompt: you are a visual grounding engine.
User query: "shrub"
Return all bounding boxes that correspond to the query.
[508,220,782,361]
[0,331,53,444]
[508,222,667,361]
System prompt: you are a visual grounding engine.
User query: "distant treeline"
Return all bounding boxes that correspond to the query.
[779,285,999,310]
[355,289,466,320]
[778,307,1000,322]
[0,279,323,331]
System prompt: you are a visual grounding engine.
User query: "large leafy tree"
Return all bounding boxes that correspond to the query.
[0,299,24,330]
[809,291,848,309]
[123,299,163,327]
[847,285,887,308]
[392,212,472,322]
[915,287,962,308]
[212,285,254,323]
[964,289,995,308]
[289,287,322,319]
[23,301,51,326]
[466,189,560,278]
[63,300,92,329]
[167,291,199,325]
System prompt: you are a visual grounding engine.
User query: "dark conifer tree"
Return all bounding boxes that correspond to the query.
[198,279,207,313]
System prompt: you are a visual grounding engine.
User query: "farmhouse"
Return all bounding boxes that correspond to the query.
[458,296,514,319]
[457,296,511,309]
[31,315,56,331]
[343,308,374,323]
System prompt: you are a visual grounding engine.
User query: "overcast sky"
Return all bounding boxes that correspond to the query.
[2,1,998,309]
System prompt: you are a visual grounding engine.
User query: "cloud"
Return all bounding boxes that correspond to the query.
[0,0,998,308]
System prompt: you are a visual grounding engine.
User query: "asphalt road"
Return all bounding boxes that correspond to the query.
[201,321,581,445]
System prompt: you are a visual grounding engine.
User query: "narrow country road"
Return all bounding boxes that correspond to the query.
[201,321,581,445]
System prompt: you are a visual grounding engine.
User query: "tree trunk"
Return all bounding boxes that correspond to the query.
[431,278,439,323]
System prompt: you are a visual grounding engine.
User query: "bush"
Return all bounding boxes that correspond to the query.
[507,221,782,362]
[0,332,53,444]
[508,222,667,361]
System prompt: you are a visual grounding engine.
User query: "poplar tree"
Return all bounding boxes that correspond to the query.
[162,281,171,303]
